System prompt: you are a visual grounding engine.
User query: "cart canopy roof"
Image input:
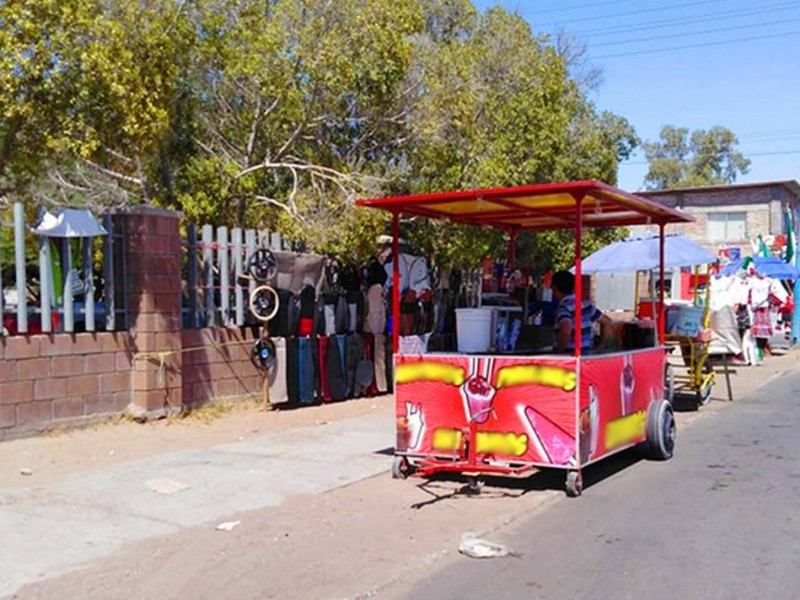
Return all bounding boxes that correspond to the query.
[357,180,692,231]
[578,233,717,274]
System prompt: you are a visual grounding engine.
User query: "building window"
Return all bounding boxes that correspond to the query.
[707,211,747,242]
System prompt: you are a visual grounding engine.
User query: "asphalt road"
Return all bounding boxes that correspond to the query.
[403,369,800,600]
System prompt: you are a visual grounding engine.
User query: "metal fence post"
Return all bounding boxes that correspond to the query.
[245,229,256,303]
[187,223,199,329]
[83,237,95,331]
[232,227,244,326]
[62,238,74,333]
[103,214,115,331]
[218,226,230,327]
[39,234,53,333]
[13,202,28,333]
[202,224,215,327]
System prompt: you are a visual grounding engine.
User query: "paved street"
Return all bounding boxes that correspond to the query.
[1,352,798,600]
[403,364,800,600]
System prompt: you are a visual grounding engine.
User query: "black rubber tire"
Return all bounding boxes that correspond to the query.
[565,470,583,497]
[664,363,675,405]
[645,399,676,460]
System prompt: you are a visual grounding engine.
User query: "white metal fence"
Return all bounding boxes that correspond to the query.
[182,224,290,329]
[0,203,124,335]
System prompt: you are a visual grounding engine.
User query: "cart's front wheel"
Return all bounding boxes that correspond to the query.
[645,399,676,460]
[391,456,413,479]
[565,470,583,497]
[695,363,714,407]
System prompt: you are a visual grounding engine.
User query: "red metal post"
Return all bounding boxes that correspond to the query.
[658,222,666,344]
[392,211,401,353]
[574,198,584,357]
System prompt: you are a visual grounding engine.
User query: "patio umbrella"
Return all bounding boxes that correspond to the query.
[578,233,717,274]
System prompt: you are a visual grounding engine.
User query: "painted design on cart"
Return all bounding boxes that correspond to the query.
[405,402,425,450]
[523,406,575,465]
[605,410,646,450]
[620,353,636,414]
[431,428,528,457]
[579,384,601,463]
[461,358,497,424]
[396,361,466,386]
[495,363,576,392]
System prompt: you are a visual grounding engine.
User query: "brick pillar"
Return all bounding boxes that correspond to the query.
[120,206,183,419]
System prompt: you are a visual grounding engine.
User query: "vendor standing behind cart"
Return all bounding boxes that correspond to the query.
[552,270,612,354]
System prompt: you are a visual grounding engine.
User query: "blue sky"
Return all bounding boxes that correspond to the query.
[472,0,800,191]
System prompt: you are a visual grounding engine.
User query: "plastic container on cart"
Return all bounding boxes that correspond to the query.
[456,308,494,353]
[673,305,704,337]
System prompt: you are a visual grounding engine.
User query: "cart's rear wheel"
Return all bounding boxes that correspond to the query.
[391,456,412,479]
[664,363,675,404]
[695,362,714,407]
[645,399,676,460]
[565,470,583,497]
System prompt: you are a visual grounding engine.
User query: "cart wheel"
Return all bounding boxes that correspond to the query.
[391,456,412,480]
[664,363,675,404]
[463,476,483,495]
[565,470,583,497]
[695,363,714,407]
[645,399,676,460]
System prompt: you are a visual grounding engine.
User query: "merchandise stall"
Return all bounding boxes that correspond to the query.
[358,180,693,496]
[579,234,719,407]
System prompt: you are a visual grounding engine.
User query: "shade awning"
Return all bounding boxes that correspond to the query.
[356,180,692,231]
[578,234,717,274]
[719,256,800,280]
[34,208,108,238]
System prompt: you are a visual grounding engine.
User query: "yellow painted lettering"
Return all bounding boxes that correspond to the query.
[475,431,528,457]
[496,364,576,392]
[604,410,647,450]
[432,428,462,451]
[396,362,466,386]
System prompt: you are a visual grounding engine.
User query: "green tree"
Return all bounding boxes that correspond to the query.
[398,8,637,269]
[642,125,751,190]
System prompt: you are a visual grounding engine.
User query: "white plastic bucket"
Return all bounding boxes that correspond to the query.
[456,308,494,353]
[673,305,704,337]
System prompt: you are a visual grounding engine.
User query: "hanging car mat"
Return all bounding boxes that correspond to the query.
[298,337,316,405]
[373,333,388,393]
[315,336,331,402]
[327,334,348,401]
[362,333,379,396]
[267,338,288,404]
[346,333,365,397]
[285,337,300,405]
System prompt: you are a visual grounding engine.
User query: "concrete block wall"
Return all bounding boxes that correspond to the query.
[181,328,262,406]
[0,333,132,433]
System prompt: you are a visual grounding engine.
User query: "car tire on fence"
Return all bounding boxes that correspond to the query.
[644,399,675,461]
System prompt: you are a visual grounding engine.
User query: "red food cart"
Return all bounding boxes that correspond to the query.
[357,181,693,496]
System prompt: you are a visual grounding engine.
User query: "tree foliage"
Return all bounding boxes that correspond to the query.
[642,125,751,190]
[1,0,639,269]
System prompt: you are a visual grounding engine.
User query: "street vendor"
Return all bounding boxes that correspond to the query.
[552,270,612,354]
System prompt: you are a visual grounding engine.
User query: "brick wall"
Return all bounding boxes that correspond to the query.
[0,333,132,434]
[181,328,262,405]
[0,207,270,438]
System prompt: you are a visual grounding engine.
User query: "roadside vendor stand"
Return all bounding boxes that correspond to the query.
[357,181,693,496]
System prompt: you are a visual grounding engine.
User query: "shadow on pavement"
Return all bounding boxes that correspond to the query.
[405,447,646,509]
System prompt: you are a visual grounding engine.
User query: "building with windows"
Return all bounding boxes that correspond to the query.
[637,180,800,257]
[592,180,799,311]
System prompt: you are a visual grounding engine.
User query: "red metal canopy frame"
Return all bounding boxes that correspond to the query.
[357,180,693,355]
